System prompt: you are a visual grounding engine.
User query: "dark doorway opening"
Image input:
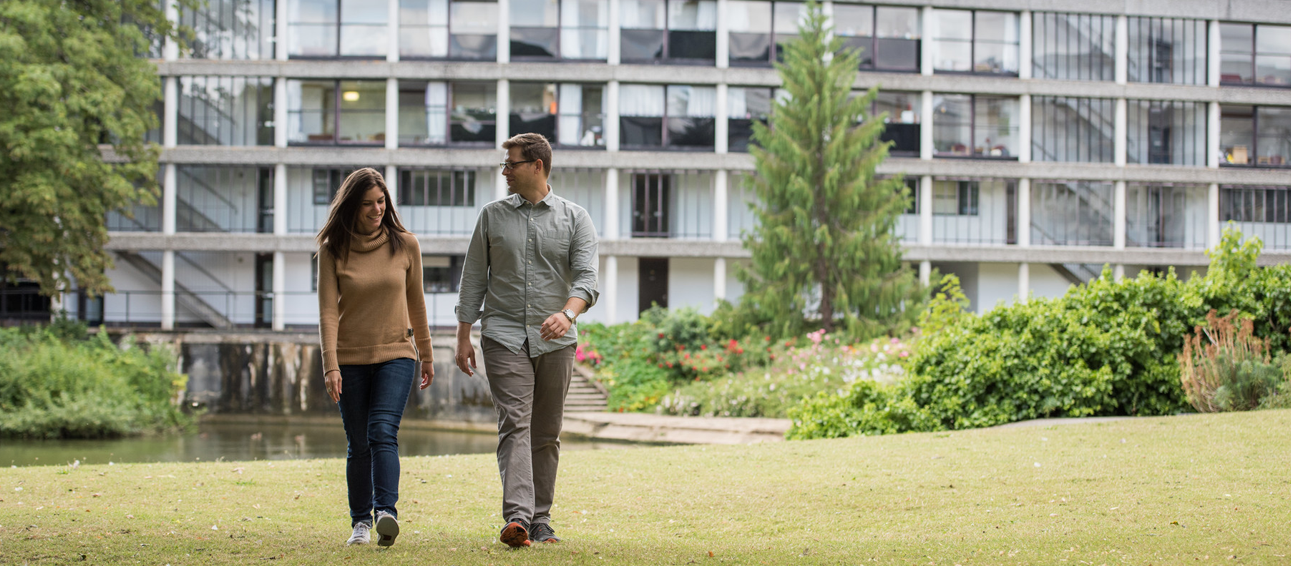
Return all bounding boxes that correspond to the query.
[254,253,273,328]
[638,257,669,314]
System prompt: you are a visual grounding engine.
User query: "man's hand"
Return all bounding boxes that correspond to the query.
[540,312,572,341]
[419,361,435,389]
[455,323,477,376]
[325,370,342,403]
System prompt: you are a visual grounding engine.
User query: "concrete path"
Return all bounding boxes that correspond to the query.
[562,412,792,445]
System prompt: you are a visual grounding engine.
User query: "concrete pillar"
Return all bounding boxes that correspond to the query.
[608,0,621,65]
[272,252,286,330]
[388,0,400,62]
[496,79,509,149]
[919,260,931,286]
[161,250,175,331]
[604,255,619,323]
[1018,94,1031,163]
[1018,10,1031,80]
[274,79,288,147]
[714,169,728,241]
[716,0,729,69]
[1208,102,1220,168]
[276,0,289,60]
[1208,21,1221,87]
[920,91,933,159]
[1114,180,1127,249]
[1114,15,1127,85]
[919,174,933,245]
[497,0,510,63]
[272,163,288,330]
[1208,183,1221,248]
[273,164,287,234]
[163,77,178,148]
[714,257,727,303]
[1018,263,1029,302]
[1114,98,1127,166]
[164,0,179,61]
[163,165,177,233]
[606,81,620,152]
[1113,264,1125,281]
[604,167,620,238]
[715,84,729,154]
[386,78,399,149]
[1017,178,1031,247]
[920,7,934,76]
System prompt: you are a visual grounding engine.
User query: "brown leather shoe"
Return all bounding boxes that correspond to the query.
[500,520,531,548]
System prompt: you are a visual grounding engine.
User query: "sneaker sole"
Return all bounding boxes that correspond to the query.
[500,522,531,548]
[375,515,399,547]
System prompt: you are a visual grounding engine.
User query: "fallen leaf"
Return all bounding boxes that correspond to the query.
[708,551,714,557]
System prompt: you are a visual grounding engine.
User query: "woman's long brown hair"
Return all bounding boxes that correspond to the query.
[315,168,407,262]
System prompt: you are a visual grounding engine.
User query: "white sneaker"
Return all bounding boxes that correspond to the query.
[346,521,372,545]
[374,511,399,547]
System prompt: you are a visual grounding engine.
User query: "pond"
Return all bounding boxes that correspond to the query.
[0,421,632,468]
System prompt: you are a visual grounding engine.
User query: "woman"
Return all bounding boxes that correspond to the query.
[316,167,434,547]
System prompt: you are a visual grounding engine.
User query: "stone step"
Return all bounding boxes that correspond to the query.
[563,364,608,413]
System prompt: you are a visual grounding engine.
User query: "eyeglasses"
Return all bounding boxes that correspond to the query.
[499,159,537,171]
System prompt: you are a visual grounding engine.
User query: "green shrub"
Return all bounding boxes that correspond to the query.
[787,381,937,439]
[1258,355,1291,410]
[1181,310,1283,412]
[600,358,672,412]
[0,324,191,439]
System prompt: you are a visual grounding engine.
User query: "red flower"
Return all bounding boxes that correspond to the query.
[658,332,665,338]
[700,344,707,351]
[737,348,744,354]
[657,363,664,368]
[666,362,674,368]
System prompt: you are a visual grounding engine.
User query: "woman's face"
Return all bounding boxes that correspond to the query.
[356,185,386,233]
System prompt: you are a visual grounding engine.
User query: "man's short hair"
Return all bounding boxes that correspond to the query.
[502,133,553,176]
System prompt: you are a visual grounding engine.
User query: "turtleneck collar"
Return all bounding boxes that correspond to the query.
[350,228,389,253]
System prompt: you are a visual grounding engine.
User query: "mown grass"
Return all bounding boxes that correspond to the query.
[2,410,1289,565]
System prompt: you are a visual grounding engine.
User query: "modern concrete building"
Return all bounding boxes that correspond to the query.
[45,0,1291,329]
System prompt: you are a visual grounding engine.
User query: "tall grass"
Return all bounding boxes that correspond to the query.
[0,321,192,439]
[1179,309,1284,413]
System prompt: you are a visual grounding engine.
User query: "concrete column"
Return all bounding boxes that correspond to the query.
[163,77,178,148]
[272,252,286,330]
[273,164,288,235]
[496,79,510,149]
[1018,10,1031,80]
[606,81,620,152]
[276,0,289,60]
[715,84,729,154]
[604,255,619,323]
[1017,178,1031,247]
[1018,94,1031,163]
[274,78,288,147]
[604,167,619,239]
[920,91,933,159]
[163,165,177,234]
[716,0,729,69]
[1018,263,1029,302]
[497,0,510,63]
[272,163,288,330]
[164,0,179,61]
[388,0,400,62]
[386,78,399,149]
[1114,180,1127,249]
[1208,183,1221,248]
[608,0,621,65]
[385,165,398,192]
[919,174,933,245]
[161,250,175,331]
[1114,15,1127,85]
[1114,98,1127,166]
[1208,102,1220,168]
[920,7,934,76]
[1208,21,1221,87]
[919,260,931,286]
[714,257,727,303]
[714,169,728,241]
[1113,264,1125,281]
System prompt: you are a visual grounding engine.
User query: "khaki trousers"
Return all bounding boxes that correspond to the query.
[481,336,575,525]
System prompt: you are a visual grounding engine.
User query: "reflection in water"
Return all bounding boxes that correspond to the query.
[1,421,630,467]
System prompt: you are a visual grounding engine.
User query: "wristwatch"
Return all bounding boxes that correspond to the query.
[562,308,577,322]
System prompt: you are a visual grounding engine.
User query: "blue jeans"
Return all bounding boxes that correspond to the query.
[336,358,415,526]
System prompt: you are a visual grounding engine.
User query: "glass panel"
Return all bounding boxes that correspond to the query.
[974,11,1016,43]
[338,80,386,143]
[1220,105,1255,165]
[1256,107,1291,167]
[875,91,919,154]
[177,76,275,146]
[669,0,715,31]
[511,27,559,57]
[289,0,338,56]
[1256,25,1291,55]
[727,1,770,33]
[453,0,497,33]
[875,38,918,70]
[450,83,497,144]
[558,84,604,146]
[974,96,1018,157]
[620,116,664,146]
[340,0,388,56]
[621,28,665,59]
[512,0,558,25]
[621,0,665,28]
[400,0,449,57]
[1255,55,1291,86]
[876,7,918,39]
[399,82,448,144]
[1031,181,1114,246]
[287,80,336,143]
[1220,23,1254,84]
[727,87,771,151]
[934,10,972,41]
[180,0,276,60]
[619,84,666,116]
[1126,184,1208,249]
[1126,100,1207,166]
[974,41,1018,74]
[932,94,971,155]
[510,82,558,141]
[772,2,805,34]
[1030,97,1116,163]
[1033,13,1115,81]
[1127,17,1208,85]
[561,0,608,59]
[668,30,715,59]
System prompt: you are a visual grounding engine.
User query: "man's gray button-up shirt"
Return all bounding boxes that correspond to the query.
[455,189,600,357]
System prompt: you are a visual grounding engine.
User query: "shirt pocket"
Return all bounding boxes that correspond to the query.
[540,224,571,261]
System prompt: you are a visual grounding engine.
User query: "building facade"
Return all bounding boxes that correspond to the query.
[65,0,1291,329]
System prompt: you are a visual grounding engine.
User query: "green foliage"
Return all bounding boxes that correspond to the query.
[1180,310,1283,413]
[0,0,192,295]
[1258,355,1291,410]
[600,358,672,412]
[735,0,926,341]
[787,381,937,440]
[1184,226,1291,354]
[917,274,968,336]
[0,324,191,439]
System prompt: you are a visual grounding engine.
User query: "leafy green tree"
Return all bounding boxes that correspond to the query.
[0,0,187,296]
[737,0,925,339]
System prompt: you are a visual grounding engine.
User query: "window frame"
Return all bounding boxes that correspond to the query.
[399,0,500,61]
[177,76,276,146]
[934,9,1020,76]
[932,94,1020,160]
[834,4,921,72]
[619,0,717,64]
[728,0,801,67]
[1220,105,1291,168]
[1031,12,1115,82]
[1126,16,1208,85]
[619,84,716,151]
[509,0,608,61]
[288,0,391,59]
[398,168,478,207]
[509,82,607,149]
[287,79,387,146]
[1221,22,1291,87]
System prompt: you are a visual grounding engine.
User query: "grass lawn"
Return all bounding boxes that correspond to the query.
[2,410,1289,565]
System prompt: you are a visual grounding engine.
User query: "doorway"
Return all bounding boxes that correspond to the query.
[638,257,669,314]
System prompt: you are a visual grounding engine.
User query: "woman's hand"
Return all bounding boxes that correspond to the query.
[325,370,342,403]
[419,361,435,390]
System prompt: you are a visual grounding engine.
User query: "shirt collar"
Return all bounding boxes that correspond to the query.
[509,184,556,208]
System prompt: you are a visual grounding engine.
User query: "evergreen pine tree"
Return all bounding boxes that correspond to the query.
[737,0,927,339]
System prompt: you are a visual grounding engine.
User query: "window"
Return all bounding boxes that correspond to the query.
[399,81,497,145]
[178,76,275,146]
[423,256,463,293]
[933,10,1019,75]
[834,5,920,71]
[1221,186,1291,223]
[728,1,803,66]
[930,178,1016,245]
[311,255,318,291]
[1126,183,1207,249]
[1127,17,1208,85]
[1127,100,1207,166]
[399,169,476,206]
[1030,96,1116,163]
[933,94,1019,158]
[1221,105,1291,167]
[510,83,605,147]
[288,0,389,57]
[510,0,608,59]
[175,166,271,233]
[400,0,498,60]
[180,0,276,60]
[450,82,497,144]
[631,172,671,236]
[874,91,920,155]
[1030,180,1114,246]
[619,85,715,149]
[727,87,772,152]
[933,180,978,215]
[620,0,717,63]
[287,80,386,144]
[1032,12,1114,81]
[311,168,354,205]
[900,177,918,214]
[1221,23,1291,87]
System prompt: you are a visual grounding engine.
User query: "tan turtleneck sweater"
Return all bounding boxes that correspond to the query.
[317,229,433,375]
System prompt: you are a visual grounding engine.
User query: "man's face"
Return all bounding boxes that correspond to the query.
[502,146,541,192]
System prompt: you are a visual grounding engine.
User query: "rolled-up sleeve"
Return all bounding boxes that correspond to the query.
[568,207,599,309]
[454,208,490,324]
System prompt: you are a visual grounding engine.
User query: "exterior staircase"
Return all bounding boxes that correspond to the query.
[565,364,609,412]
[113,251,235,329]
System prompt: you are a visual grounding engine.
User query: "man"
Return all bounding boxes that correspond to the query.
[454,133,599,547]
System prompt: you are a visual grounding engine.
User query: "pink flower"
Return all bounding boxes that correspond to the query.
[899,351,910,358]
